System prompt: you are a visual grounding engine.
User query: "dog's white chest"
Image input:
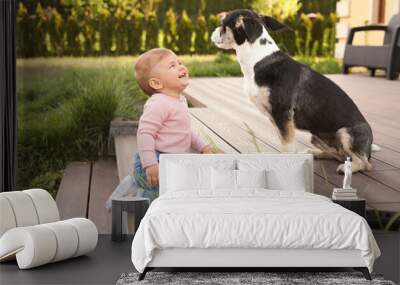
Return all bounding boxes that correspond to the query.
[248,86,272,117]
[241,71,272,117]
[243,74,259,98]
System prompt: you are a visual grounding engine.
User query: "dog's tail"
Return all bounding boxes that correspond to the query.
[371,143,381,152]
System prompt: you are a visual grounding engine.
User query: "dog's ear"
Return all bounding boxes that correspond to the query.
[259,15,292,32]
[217,12,227,22]
[240,16,264,43]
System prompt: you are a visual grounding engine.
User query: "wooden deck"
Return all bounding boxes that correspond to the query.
[56,73,400,233]
[185,74,400,212]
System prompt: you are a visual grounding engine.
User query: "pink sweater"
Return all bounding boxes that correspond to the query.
[137,93,209,168]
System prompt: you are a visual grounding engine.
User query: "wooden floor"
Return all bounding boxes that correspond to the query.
[184,74,400,212]
[56,159,119,234]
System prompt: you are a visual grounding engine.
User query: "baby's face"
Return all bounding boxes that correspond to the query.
[150,53,189,94]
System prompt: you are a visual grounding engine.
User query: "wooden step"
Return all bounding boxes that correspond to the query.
[115,135,137,182]
[56,161,91,220]
[112,113,238,184]
[88,158,119,234]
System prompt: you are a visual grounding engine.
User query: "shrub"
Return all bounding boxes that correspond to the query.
[328,13,337,57]
[16,3,32,57]
[115,4,128,55]
[207,14,220,53]
[252,0,301,21]
[177,10,192,54]
[47,7,64,56]
[16,1,338,57]
[98,4,113,55]
[127,9,144,55]
[31,170,64,198]
[68,83,118,159]
[32,3,48,57]
[145,11,159,50]
[65,8,81,56]
[194,15,208,54]
[163,8,178,52]
[310,13,324,57]
[81,5,96,56]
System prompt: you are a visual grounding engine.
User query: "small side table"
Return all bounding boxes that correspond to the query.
[112,197,149,242]
[332,199,366,218]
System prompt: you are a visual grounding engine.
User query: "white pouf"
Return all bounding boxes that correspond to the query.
[0,226,57,269]
[64,218,98,257]
[1,191,39,227]
[0,189,98,269]
[42,221,79,262]
[0,196,17,237]
[23,188,60,223]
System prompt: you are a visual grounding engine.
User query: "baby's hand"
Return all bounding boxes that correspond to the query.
[201,145,224,154]
[145,164,159,187]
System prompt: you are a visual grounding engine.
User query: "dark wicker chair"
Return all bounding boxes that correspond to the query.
[342,13,400,80]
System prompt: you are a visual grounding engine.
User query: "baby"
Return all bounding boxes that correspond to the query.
[133,48,223,202]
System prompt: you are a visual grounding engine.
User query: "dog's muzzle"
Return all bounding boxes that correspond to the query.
[211,27,223,46]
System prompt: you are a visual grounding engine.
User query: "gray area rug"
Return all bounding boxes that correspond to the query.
[116,271,395,285]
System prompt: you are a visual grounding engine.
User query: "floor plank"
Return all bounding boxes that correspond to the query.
[56,161,91,220]
[88,159,119,234]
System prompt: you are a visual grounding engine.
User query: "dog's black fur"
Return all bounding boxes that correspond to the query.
[213,9,374,172]
[253,51,373,159]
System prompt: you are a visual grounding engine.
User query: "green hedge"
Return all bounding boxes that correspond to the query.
[16,1,337,58]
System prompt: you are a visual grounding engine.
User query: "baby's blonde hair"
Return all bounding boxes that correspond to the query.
[134,48,174,95]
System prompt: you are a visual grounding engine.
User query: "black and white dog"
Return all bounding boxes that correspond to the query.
[211,9,379,173]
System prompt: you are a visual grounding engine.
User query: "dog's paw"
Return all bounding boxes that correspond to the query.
[371,144,381,152]
[336,164,345,174]
[281,143,297,153]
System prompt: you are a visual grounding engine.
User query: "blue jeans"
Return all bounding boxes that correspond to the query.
[133,150,164,203]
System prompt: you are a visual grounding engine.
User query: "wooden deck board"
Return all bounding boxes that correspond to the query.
[314,174,337,198]
[191,108,278,153]
[190,112,238,154]
[56,161,91,220]
[88,159,119,234]
[373,131,400,153]
[115,135,137,182]
[185,75,400,212]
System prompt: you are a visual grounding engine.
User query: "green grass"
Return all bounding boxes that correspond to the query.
[295,56,341,74]
[16,53,341,195]
[17,66,148,195]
